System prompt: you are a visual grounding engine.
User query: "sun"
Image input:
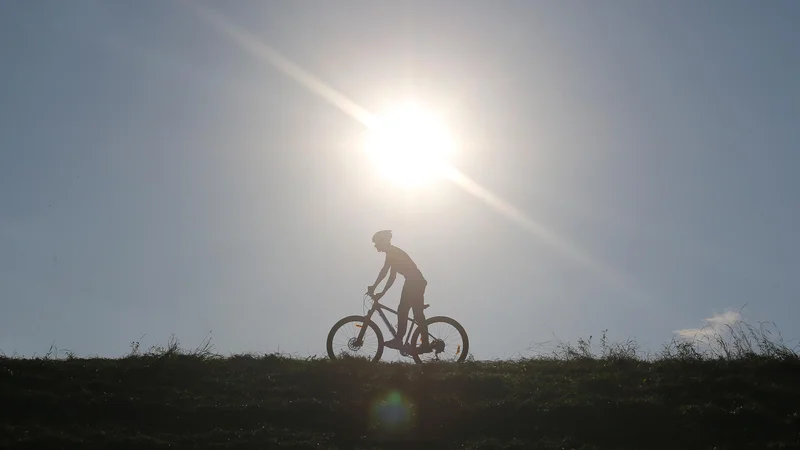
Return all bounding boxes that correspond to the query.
[362,103,456,189]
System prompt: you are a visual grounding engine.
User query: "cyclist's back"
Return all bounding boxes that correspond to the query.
[384,245,425,283]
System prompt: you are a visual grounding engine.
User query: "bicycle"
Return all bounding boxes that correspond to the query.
[326,291,469,363]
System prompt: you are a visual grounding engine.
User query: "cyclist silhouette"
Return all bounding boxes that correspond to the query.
[367,230,432,353]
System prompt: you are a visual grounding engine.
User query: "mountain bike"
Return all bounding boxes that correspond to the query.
[326,292,469,364]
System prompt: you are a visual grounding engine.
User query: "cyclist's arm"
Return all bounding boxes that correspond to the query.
[369,258,391,291]
[380,267,397,295]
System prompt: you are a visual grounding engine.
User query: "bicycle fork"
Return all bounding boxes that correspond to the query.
[353,308,377,347]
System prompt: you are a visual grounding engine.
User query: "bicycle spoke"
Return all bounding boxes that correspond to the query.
[414,319,466,363]
[329,319,381,361]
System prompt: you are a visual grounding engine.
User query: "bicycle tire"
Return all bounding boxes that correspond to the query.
[326,315,384,362]
[410,315,469,364]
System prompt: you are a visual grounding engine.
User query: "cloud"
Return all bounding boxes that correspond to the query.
[675,310,742,340]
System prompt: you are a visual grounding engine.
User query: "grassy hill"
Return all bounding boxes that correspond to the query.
[2,324,799,449]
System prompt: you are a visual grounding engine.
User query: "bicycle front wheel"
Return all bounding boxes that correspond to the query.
[411,316,469,364]
[326,315,384,362]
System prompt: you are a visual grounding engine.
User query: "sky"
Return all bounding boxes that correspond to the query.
[2,1,799,360]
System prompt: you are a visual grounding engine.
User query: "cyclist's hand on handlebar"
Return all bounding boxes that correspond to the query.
[366,285,375,295]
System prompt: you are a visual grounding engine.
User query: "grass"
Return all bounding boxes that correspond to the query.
[1,320,799,449]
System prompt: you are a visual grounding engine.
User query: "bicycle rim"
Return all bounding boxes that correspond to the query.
[326,315,384,362]
[411,316,469,364]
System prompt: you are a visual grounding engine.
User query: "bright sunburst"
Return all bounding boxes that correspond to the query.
[363,103,455,189]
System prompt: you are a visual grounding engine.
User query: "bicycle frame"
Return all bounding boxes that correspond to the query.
[357,297,421,346]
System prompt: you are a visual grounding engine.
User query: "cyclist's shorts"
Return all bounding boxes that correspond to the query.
[401,278,427,305]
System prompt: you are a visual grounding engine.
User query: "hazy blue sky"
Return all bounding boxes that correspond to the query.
[2,1,799,360]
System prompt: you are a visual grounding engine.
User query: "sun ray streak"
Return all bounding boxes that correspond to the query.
[443,167,647,302]
[189,3,377,128]
[187,4,648,302]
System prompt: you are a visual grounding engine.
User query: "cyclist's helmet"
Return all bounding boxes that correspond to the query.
[372,229,392,244]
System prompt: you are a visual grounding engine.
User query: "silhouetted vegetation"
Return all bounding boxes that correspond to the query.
[1,319,798,449]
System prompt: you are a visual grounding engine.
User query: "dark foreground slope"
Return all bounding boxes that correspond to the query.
[2,349,799,450]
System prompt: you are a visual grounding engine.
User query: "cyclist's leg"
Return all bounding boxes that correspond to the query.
[410,281,430,349]
[386,282,411,348]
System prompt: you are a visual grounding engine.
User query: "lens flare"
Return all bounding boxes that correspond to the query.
[370,389,414,432]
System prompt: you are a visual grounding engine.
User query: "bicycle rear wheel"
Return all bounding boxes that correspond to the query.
[410,316,469,364]
[326,315,384,362]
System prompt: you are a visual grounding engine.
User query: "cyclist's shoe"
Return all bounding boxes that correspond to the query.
[384,337,404,350]
[417,341,433,354]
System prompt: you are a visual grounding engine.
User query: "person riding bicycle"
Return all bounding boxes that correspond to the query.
[367,230,432,353]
